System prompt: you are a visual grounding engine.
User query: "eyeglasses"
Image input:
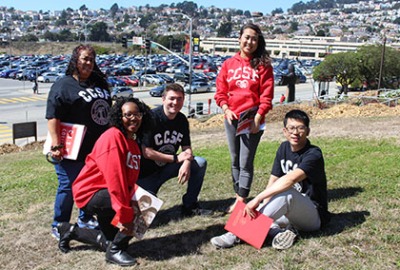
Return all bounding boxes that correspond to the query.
[123,112,143,120]
[285,125,307,134]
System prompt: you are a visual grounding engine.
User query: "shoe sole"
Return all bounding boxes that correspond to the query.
[272,230,297,250]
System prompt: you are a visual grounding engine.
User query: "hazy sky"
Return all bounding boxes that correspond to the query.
[1,0,298,14]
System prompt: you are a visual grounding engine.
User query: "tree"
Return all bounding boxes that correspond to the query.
[244,10,251,18]
[271,8,284,16]
[89,22,111,42]
[356,45,400,88]
[110,3,119,18]
[217,22,233,37]
[20,34,39,42]
[313,52,360,95]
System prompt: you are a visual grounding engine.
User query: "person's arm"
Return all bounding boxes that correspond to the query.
[141,144,192,164]
[47,118,63,159]
[177,145,193,184]
[244,168,307,218]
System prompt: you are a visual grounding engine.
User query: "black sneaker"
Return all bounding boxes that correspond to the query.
[181,203,214,217]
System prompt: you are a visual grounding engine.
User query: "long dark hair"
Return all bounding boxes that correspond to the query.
[109,97,154,140]
[65,44,109,90]
[239,23,271,69]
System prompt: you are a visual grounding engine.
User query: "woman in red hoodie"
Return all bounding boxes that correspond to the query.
[214,23,274,214]
[56,97,153,267]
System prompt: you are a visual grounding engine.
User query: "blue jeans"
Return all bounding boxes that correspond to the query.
[224,119,263,198]
[137,156,207,208]
[52,159,88,228]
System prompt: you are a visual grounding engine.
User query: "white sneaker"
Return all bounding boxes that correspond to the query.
[210,232,240,249]
[272,229,298,250]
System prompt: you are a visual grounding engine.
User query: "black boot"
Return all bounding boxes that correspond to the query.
[74,226,110,252]
[57,222,74,253]
[58,223,110,253]
[105,232,136,266]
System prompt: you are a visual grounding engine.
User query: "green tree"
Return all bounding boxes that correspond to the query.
[20,34,38,42]
[89,22,111,42]
[217,22,233,37]
[313,52,360,95]
[356,45,400,88]
[110,3,119,18]
[271,8,284,16]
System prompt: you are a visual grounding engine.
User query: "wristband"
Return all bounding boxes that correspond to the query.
[51,144,64,151]
[173,154,178,163]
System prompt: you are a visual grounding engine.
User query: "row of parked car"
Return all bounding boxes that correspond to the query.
[0,53,317,103]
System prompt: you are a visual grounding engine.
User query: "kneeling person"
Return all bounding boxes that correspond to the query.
[211,109,331,249]
[137,83,212,217]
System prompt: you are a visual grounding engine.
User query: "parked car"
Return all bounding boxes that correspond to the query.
[157,74,174,83]
[184,81,212,94]
[111,86,134,100]
[141,74,165,85]
[107,76,126,87]
[149,84,167,97]
[202,64,218,73]
[173,72,189,83]
[119,75,139,87]
[37,72,61,83]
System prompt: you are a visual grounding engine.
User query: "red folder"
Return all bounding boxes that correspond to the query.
[224,201,273,249]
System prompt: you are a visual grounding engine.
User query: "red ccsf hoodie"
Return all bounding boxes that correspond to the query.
[214,52,274,117]
[72,127,141,226]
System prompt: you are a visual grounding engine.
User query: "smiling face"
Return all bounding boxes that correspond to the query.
[121,102,142,138]
[283,118,310,152]
[162,89,184,119]
[239,28,259,58]
[76,49,95,81]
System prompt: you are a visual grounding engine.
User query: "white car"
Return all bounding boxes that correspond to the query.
[141,74,165,85]
[37,72,61,83]
[184,81,212,94]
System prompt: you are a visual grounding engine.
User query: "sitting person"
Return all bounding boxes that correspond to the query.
[137,83,212,217]
[211,109,331,249]
[57,97,153,267]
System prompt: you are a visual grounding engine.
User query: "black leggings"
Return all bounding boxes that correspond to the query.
[82,189,119,241]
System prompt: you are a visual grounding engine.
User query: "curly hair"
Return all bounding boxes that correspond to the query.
[65,44,109,90]
[239,23,271,69]
[108,97,154,140]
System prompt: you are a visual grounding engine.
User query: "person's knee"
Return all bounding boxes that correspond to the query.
[194,156,207,169]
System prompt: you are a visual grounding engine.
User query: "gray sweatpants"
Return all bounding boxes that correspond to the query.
[224,119,263,198]
[259,188,321,236]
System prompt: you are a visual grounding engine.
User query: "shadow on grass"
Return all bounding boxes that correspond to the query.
[128,224,225,261]
[301,210,370,240]
[328,186,363,202]
[151,198,235,227]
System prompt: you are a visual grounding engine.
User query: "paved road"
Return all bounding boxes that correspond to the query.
[0,77,322,146]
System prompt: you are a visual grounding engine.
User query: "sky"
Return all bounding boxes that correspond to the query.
[1,1,299,14]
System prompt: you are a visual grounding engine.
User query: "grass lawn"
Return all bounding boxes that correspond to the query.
[0,137,399,269]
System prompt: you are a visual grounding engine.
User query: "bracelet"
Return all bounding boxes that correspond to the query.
[173,154,178,163]
[51,144,64,151]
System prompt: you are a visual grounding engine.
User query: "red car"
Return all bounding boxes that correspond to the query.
[120,75,139,87]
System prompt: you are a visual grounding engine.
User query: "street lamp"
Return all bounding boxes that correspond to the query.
[175,12,193,116]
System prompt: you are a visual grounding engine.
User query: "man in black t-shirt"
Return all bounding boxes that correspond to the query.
[137,83,212,217]
[211,109,330,250]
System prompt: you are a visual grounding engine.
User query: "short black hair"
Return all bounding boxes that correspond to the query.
[284,109,310,128]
